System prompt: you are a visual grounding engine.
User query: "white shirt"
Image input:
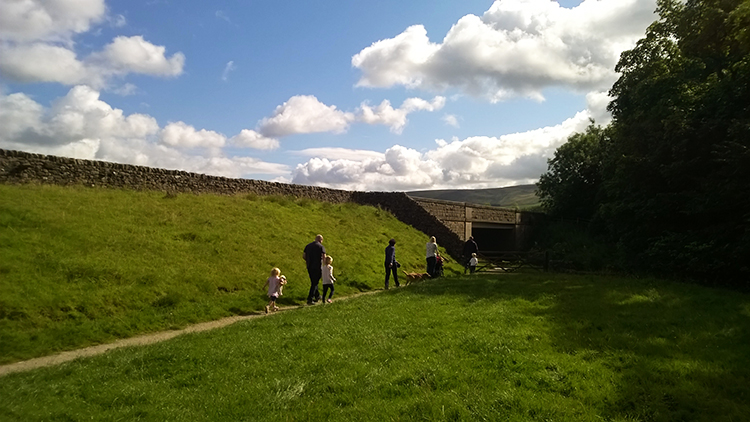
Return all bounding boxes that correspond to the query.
[267,276,281,296]
[322,264,336,285]
[425,242,438,258]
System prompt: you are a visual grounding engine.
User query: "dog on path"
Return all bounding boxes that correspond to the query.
[402,270,431,285]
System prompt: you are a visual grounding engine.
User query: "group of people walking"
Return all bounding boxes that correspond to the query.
[263,234,336,313]
[302,234,335,305]
[264,234,480,311]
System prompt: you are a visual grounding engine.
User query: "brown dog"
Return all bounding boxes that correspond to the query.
[402,270,431,285]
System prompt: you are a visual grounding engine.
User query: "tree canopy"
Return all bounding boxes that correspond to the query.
[538,0,750,285]
[537,122,609,222]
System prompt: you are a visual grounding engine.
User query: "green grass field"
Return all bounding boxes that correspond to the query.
[0,184,460,364]
[2,184,749,421]
[2,273,749,421]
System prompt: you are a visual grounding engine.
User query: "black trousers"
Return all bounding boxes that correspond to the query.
[322,284,334,299]
[426,256,437,278]
[307,269,322,302]
[385,264,399,288]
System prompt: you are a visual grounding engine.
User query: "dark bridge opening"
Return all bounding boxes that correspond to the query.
[471,225,515,252]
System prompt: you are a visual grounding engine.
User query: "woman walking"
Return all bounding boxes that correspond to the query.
[425,236,438,278]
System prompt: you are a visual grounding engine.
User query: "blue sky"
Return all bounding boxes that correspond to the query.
[0,0,658,191]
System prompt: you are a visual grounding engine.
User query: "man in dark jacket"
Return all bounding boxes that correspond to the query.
[384,238,399,289]
[303,234,326,304]
[462,236,478,273]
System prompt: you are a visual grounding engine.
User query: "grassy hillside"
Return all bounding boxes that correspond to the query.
[407,184,540,208]
[1,273,748,421]
[0,184,460,364]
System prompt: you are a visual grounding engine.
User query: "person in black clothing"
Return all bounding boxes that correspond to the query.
[462,236,478,274]
[384,238,399,289]
[303,234,326,305]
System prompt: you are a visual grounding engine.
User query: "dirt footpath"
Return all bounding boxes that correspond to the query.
[0,290,381,377]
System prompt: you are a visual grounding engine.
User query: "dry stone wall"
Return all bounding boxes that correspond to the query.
[412,198,468,222]
[0,149,466,258]
[412,198,518,225]
[470,205,516,224]
[0,149,355,203]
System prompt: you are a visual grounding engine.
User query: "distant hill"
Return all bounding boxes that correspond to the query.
[407,184,540,209]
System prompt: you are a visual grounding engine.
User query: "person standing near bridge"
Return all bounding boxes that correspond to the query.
[462,236,478,274]
[425,236,438,278]
[303,234,326,305]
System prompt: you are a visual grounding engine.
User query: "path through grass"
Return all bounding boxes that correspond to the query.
[1,273,748,421]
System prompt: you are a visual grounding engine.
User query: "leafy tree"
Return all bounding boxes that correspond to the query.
[537,122,609,221]
[539,0,750,284]
[605,0,750,284]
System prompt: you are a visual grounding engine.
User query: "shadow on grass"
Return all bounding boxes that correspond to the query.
[227,307,258,317]
[407,272,750,420]
[344,280,374,292]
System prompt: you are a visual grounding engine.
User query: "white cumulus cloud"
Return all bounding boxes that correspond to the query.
[0,86,289,178]
[442,114,459,128]
[253,94,445,138]
[0,43,86,84]
[357,96,445,133]
[291,103,601,191]
[0,2,185,90]
[89,35,185,78]
[258,95,356,137]
[352,0,657,101]
[160,121,226,149]
[0,85,159,147]
[229,129,279,150]
[0,0,106,43]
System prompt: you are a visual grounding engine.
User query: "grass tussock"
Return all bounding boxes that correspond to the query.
[1,273,749,421]
[0,184,460,363]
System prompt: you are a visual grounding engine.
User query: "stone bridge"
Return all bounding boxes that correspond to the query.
[410,197,542,253]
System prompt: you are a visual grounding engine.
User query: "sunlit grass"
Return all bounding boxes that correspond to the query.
[1,273,748,421]
[0,184,460,363]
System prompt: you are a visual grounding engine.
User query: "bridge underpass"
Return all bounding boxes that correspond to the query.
[408,197,544,268]
[470,222,516,253]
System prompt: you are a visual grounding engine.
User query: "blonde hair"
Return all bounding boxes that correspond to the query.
[325,255,333,265]
[430,236,436,243]
[472,253,477,257]
[270,267,280,276]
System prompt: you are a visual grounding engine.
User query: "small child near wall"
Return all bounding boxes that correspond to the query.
[469,253,478,274]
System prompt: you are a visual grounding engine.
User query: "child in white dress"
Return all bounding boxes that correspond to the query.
[469,253,478,274]
[263,267,283,313]
[321,255,336,303]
